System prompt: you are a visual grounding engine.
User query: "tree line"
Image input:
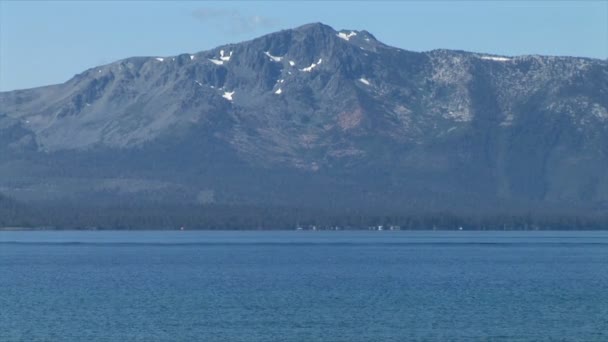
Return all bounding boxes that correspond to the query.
[1,195,607,230]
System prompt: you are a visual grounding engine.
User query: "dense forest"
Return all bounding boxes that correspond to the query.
[1,193,607,230]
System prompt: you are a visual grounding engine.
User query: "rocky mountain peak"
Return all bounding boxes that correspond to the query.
[0,23,606,210]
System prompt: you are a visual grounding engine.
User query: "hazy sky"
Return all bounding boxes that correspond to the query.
[1,1,606,91]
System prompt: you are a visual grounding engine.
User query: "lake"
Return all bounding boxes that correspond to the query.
[1,231,607,341]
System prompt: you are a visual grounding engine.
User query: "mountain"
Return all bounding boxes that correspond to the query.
[1,23,607,212]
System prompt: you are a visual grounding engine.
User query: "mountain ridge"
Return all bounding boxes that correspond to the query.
[1,22,607,212]
[6,22,602,93]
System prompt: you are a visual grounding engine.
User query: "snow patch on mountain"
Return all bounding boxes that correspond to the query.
[220,50,232,62]
[275,88,282,95]
[155,58,164,62]
[337,31,357,41]
[220,50,233,62]
[209,50,233,65]
[300,59,323,72]
[264,51,283,62]
[480,56,511,62]
[222,91,235,101]
[359,78,370,86]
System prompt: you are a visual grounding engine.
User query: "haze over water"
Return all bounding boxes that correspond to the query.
[1,231,607,341]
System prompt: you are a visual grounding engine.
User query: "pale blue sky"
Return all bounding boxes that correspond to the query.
[1,1,606,91]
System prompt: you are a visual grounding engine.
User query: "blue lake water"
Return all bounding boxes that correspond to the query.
[1,231,607,341]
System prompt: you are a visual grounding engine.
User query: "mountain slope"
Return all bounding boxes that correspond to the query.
[1,23,607,211]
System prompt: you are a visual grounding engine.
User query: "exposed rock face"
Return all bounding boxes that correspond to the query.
[1,23,607,211]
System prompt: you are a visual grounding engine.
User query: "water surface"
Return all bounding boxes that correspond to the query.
[1,231,607,341]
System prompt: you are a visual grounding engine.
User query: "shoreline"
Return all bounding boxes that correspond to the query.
[2,227,608,232]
